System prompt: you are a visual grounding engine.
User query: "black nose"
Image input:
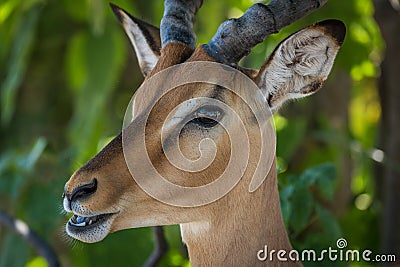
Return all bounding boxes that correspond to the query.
[64,178,98,202]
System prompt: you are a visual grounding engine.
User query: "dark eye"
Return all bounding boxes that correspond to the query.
[193,117,218,127]
[191,106,221,128]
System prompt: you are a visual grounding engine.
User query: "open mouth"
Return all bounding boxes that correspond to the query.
[68,213,114,229]
[66,212,118,243]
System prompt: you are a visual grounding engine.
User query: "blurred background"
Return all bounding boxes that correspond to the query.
[0,0,399,266]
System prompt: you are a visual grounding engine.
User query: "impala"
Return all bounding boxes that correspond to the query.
[63,0,345,265]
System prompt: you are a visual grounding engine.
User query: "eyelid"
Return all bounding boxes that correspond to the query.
[196,105,223,119]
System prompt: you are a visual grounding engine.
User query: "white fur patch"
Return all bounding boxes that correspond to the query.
[180,221,211,242]
[120,13,159,75]
[179,221,211,243]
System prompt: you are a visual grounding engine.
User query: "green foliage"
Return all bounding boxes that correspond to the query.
[0,3,40,125]
[0,232,30,267]
[280,163,339,236]
[0,138,47,266]
[68,228,154,267]
[25,257,48,267]
[275,115,307,161]
[66,24,126,164]
[0,138,46,201]
[280,164,342,266]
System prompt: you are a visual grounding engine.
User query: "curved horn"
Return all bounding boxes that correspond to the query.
[160,0,204,49]
[203,0,327,66]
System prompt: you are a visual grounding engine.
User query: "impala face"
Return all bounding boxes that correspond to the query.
[63,1,345,244]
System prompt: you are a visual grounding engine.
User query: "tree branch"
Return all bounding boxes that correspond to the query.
[373,0,400,261]
[0,210,59,267]
[143,226,169,267]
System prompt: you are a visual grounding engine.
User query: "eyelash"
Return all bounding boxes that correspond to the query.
[192,117,219,128]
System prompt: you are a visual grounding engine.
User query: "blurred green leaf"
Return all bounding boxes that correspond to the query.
[0,4,40,125]
[70,227,153,267]
[289,181,314,233]
[0,138,46,201]
[88,0,106,35]
[279,183,294,226]
[65,32,87,93]
[68,22,126,164]
[276,118,307,160]
[300,163,335,184]
[300,163,336,200]
[158,249,189,267]
[25,257,48,267]
[18,137,46,172]
[0,0,19,24]
[316,204,341,239]
[0,232,29,267]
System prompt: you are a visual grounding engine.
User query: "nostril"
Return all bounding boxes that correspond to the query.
[69,178,98,202]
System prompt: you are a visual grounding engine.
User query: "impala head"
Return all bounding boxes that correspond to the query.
[63,0,345,243]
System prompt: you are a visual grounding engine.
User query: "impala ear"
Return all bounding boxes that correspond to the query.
[110,3,161,76]
[256,20,346,112]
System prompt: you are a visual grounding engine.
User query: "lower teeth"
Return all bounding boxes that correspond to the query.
[71,215,99,227]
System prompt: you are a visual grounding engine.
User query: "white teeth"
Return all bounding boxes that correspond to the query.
[69,214,103,227]
[72,221,86,227]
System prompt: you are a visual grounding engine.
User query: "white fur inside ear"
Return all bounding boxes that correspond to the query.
[259,28,339,111]
[120,13,159,75]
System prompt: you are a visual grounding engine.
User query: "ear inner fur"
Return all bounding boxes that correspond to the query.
[256,20,345,111]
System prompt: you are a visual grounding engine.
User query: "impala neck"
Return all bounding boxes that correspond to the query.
[180,165,300,266]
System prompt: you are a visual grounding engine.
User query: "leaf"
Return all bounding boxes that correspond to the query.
[289,183,314,233]
[25,257,48,267]
[164,225,184,250]
[70,227,153,267]
[279,184,294,226]
[0,4,41,125]
[300,163,336,200]
[88,0,106,35]
[0,150,13,175]
[67,23,126,164]
[65,32,87,93]
[0,138,46,200]
[0,232,29,267]
[17,137,47,172]
[158,249,189,267]
[9,173,24,200]
[315,204,341,240]
[276,118,307,160]
[0,0,19,24]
